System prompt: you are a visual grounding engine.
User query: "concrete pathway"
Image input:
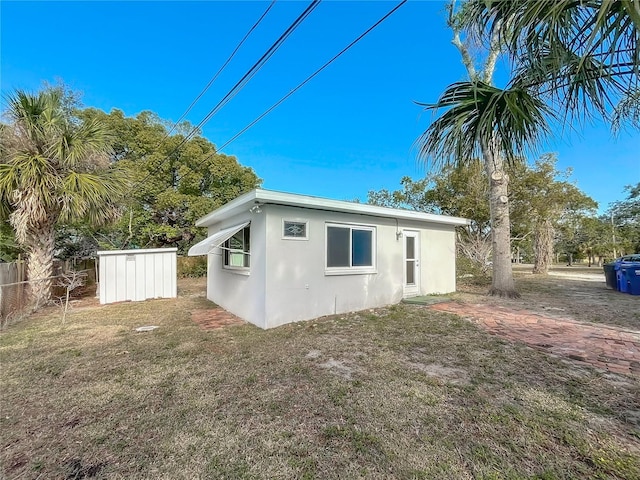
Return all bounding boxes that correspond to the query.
[430,302,640,375]
[191,308,245,330]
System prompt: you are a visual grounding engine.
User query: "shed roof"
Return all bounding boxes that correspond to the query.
[196,189,470,227]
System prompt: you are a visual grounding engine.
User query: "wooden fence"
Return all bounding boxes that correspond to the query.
[0,259,97,326]
[0,260,27,323]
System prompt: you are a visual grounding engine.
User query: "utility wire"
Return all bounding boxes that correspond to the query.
[127,0,321,196]
[163,0,276,139]
[187,0,321,140]
[200,1,408,164]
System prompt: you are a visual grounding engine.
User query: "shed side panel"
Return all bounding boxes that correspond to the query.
[162,252,176,298]
[134,254,146,301]
[97,248,177,304]
[153,253,164,298]
[115,254,127,302]
[126,254,137,301]
[145,254,155,299]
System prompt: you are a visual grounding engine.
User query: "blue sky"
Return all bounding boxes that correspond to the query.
[2,1,638,212]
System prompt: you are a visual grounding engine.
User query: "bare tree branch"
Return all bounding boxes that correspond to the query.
[482,22,502,83]
[452,31,478,80]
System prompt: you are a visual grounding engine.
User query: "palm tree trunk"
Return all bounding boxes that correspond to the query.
[25,226,56,308]
[532,218,553,274]
[482,142,519,297]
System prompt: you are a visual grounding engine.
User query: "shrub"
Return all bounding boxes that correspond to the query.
[177,256,207,278]
[456,256,491,286]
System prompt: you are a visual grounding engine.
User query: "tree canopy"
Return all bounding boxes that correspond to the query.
[509,155,597,272]
[0,83,262,310]
[608,182,640,255]
[368,155,602,272]
[415,0,639,293]
[76,108,262,254]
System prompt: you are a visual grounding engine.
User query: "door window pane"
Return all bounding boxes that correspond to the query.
[406,260,415,284]
[406,236,415,260]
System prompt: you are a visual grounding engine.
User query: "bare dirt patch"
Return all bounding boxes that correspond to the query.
[318,358,358,379]
[404,360,470,385]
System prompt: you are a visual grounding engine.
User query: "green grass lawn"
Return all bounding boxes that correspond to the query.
[1,280,639,479]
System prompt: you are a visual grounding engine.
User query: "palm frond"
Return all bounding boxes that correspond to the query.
[58,118,114,169]
[512,35,623,123]
[612,88,640,132]
[59,168,128,225]
[461,0,640,120]
[416,81,553,169]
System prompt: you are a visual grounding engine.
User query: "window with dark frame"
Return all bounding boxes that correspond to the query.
[223,225,250,268]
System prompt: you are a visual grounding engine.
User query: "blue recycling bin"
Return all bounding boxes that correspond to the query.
[603,262,618,290]
[616,263,628,293]
[624,262,640,295]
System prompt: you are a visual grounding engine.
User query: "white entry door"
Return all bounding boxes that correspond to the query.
[403,231,420,297]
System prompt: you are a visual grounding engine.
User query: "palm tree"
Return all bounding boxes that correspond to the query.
[0,88,125,307]
[417,81,553,297]
[417,2,555,297]
[418,0,638,296]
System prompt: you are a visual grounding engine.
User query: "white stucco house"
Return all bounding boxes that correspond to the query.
[188,189,469,329]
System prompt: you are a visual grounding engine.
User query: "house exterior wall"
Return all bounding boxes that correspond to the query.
[97,248,177,305]
[205,212,267,328]
[261,205,457,329]
[419,223,457,294]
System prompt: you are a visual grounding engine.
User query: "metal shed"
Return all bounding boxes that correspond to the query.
[97,248,177,304]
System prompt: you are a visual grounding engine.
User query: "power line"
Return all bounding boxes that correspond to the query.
[201,1,408,164]
[163,0,276,139]
[186,0,321,140]
[127,0,321,196]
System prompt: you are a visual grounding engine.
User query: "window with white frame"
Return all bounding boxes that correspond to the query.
[326,223,375,273]
[282,219,308,239]
[223,225,250,269]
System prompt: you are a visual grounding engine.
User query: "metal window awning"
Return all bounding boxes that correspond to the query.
[188,221,250,256]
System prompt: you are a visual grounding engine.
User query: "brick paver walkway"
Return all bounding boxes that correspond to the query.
[191,308,245,330]
[430,302,640,375]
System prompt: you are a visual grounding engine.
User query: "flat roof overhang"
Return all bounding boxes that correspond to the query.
[196,189,470,228]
